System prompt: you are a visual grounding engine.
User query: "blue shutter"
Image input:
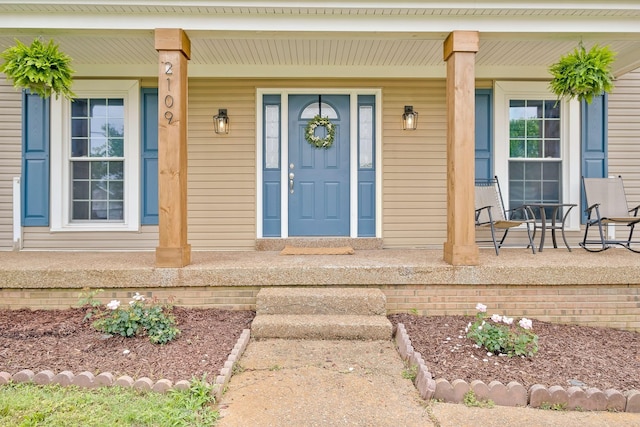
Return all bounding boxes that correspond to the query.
[141,88,159,225]
[581,94,607,178]
[581,94,608,221]
[22,92,50,226]
[475,89,493,180]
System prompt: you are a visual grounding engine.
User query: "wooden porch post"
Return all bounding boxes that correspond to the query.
[443,31,480,266]
[154,29,191,267]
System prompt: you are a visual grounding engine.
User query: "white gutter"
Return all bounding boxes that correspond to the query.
[7,1,640,10]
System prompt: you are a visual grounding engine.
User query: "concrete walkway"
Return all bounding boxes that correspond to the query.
[215,339,640,427]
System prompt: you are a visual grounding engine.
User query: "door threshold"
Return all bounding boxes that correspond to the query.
[256,238,383,251]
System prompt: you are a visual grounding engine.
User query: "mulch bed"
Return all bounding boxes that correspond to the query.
[1,308,638,393]
[0,307,254,383]
[389,313,640,392]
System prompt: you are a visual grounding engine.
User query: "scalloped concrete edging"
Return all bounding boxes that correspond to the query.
[0,328,251,401]
[394,323,640,413]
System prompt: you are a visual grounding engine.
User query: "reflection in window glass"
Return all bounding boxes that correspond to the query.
[265,105,279,169]
[526,140,541,158]
[509,99,560,160]
[72,98,124,159]
[508,99,562,219]
[71,161,124,221]
[509,139,524,157]
[70,97,125,222]
[359,106,373,169]
[509,161,562,219]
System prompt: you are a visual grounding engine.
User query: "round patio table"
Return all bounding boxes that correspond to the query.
[526,203,577,252]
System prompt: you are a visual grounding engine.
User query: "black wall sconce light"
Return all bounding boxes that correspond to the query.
[402,105,418,131]
[213,109,229,134]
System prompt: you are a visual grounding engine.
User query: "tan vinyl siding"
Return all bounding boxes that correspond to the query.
[187,78,449,250]
[188,79,257,250]
[19,77,452,250]
[15,72,640,252]
[608,67,640,209]
[382,80,447,248]
[0,78,21,251]
[22,226,159,250]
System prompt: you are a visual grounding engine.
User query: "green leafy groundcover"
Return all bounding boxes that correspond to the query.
[0,379,217,427]
[0,38,75,100]
[548,42,615,104]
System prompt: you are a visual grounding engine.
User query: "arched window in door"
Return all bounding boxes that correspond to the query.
[300,102,338,120]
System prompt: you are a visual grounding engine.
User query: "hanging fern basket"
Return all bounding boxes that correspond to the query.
[0,38,75,100]
[548,42,616,104]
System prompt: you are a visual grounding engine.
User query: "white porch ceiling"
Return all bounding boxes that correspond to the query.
[1,1,640,78]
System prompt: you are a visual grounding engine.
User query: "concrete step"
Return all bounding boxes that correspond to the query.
[251,314,393,340]
[256,287,387,316]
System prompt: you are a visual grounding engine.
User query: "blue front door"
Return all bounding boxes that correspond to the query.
[288,95,350,236]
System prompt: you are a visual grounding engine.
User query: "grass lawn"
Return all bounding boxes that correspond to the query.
[0,379,218,427]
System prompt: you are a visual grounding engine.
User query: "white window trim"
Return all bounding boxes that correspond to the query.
[50,80,140,232]
[494,81,580,230]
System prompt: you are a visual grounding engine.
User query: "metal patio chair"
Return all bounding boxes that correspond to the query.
[580,176,640,253]
[475,176,536,255]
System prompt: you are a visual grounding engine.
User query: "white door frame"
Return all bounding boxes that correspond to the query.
[256,88,382,238]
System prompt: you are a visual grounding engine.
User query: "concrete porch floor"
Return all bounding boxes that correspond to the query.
[0,247,639,288]
[1,248,638,330]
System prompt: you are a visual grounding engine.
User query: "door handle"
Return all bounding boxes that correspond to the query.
[289,172,295,193]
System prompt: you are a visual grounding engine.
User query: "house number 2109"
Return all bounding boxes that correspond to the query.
[164,61,174,124]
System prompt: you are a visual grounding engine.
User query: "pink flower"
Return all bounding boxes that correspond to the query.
[491,314,503,323]
[519,318,533,330]
[475,303,487,313]
[132,292,145,302]
[106,300,120,310]
[502,317,514,325]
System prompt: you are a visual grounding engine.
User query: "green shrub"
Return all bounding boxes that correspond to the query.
[466,303,538,357]
[92,292,180,344]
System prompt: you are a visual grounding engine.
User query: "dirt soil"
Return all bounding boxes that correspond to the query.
[389,313,640,392]
[0,307,254,383]
[1,308,639,393]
